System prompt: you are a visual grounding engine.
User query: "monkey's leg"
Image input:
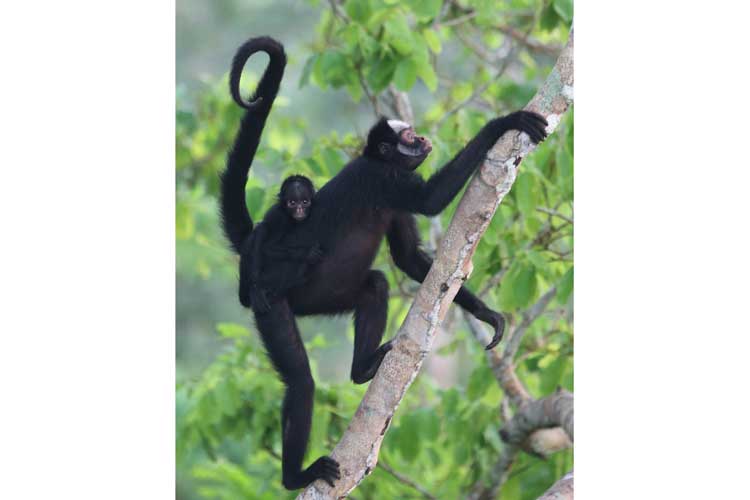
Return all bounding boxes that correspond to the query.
[254,300,340,489]
[350,270,393,384]
[387,213,505,348]
[453,286,506,349]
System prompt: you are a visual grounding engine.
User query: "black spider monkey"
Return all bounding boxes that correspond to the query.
[220,36,548,490]
[238,175,322,312]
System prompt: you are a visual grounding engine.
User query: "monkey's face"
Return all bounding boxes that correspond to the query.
[395,126,432,169]
[282,185,313,222]
[375,120,432,170]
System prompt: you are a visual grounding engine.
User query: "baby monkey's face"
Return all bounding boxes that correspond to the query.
[282,181,314,222]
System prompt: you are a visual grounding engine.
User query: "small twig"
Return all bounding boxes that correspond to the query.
[434,37,518,129]
[355,65,380,118]
[327,0,350,21]
[466,442,519,500]
[438,11,478,27]
[503,287,557,364]
[535,207,573,225]
[497,24,562,55]
[431,0,452,28]
[379,460,438,500]
[389,85,415,124]
[454,27,505,64]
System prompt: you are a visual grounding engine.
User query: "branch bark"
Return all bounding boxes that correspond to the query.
[538,470,574,500]
[500,390,574,445]
[297,26,574,500]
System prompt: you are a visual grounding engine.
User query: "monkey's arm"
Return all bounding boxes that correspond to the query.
[263,243,321,262]
[390,112,547,216]
[386,213,505,348]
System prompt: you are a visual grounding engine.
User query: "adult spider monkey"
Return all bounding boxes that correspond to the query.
[220,36,548,490]
[238,175,322,312]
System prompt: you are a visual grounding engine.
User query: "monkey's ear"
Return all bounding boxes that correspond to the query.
[378,142,392,156]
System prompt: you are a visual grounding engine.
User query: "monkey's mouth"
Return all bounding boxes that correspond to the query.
[397,137,432,157]
[292,211,307,221]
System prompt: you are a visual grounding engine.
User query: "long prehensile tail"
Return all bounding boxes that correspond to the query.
[220,36,286,254]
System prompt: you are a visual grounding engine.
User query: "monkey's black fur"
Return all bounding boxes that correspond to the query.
[220,36,548,490]
[238,175,322,312]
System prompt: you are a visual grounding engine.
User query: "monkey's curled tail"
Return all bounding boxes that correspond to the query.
[220,36,287,254]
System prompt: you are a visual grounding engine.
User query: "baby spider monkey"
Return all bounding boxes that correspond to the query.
[239,175,323,313]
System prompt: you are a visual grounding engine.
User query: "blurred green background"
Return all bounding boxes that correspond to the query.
[176,1,573,498]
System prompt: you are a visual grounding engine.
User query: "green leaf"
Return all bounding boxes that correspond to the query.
[467,365,493,400]
[451,82,472,102]
[317,51,350,87]
[416,409,441,440]
[216,322,251,339]
[399,414,421,461]
[540,356,568,394]
[556,144,573,198]
[557,266,574,303]
[416,59,438,91]
[345,78,363,101]
[385,17,414,55]
[344,0,372,23]
[527,250,547,269]
[366,56,398,92]
[393,57,418,91]
[514,171,538,217]
[441,388,460,416]
[514,262,538,308]
[554,0,574,23]
[540,3,561,31]
[298,55,316,88]
[410,0,442,19]
[422,28,441,54]
[175,201,195,240]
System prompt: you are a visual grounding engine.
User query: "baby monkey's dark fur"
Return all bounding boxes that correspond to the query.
[239,175,322,312]
[220,36,548,490]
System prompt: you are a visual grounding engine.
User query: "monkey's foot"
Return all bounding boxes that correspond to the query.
[474,309,505,350]
[283,456,340,490]
[351,341,393,384]
[305,456,341,488]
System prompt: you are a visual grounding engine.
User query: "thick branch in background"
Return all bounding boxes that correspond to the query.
[500,389,574,445]
[465,288,572,500]
[298,26,574,500]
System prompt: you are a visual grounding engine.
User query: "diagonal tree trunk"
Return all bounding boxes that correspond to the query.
[298,25,575,500]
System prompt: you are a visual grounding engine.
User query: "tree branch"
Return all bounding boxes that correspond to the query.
[537,470,574,500]
[297,26,574,500]
[500,390,574,445]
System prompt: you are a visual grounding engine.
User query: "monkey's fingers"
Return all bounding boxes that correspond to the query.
[313,456,340,487]
[519,112,549,143]
[524,111,548,127]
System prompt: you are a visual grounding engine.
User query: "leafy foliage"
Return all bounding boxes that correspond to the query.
[177,0,572,498]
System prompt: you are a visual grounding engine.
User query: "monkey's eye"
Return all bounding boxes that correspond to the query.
[301,200,310,206]
[287,200,296,207]
[401,129,416,143]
